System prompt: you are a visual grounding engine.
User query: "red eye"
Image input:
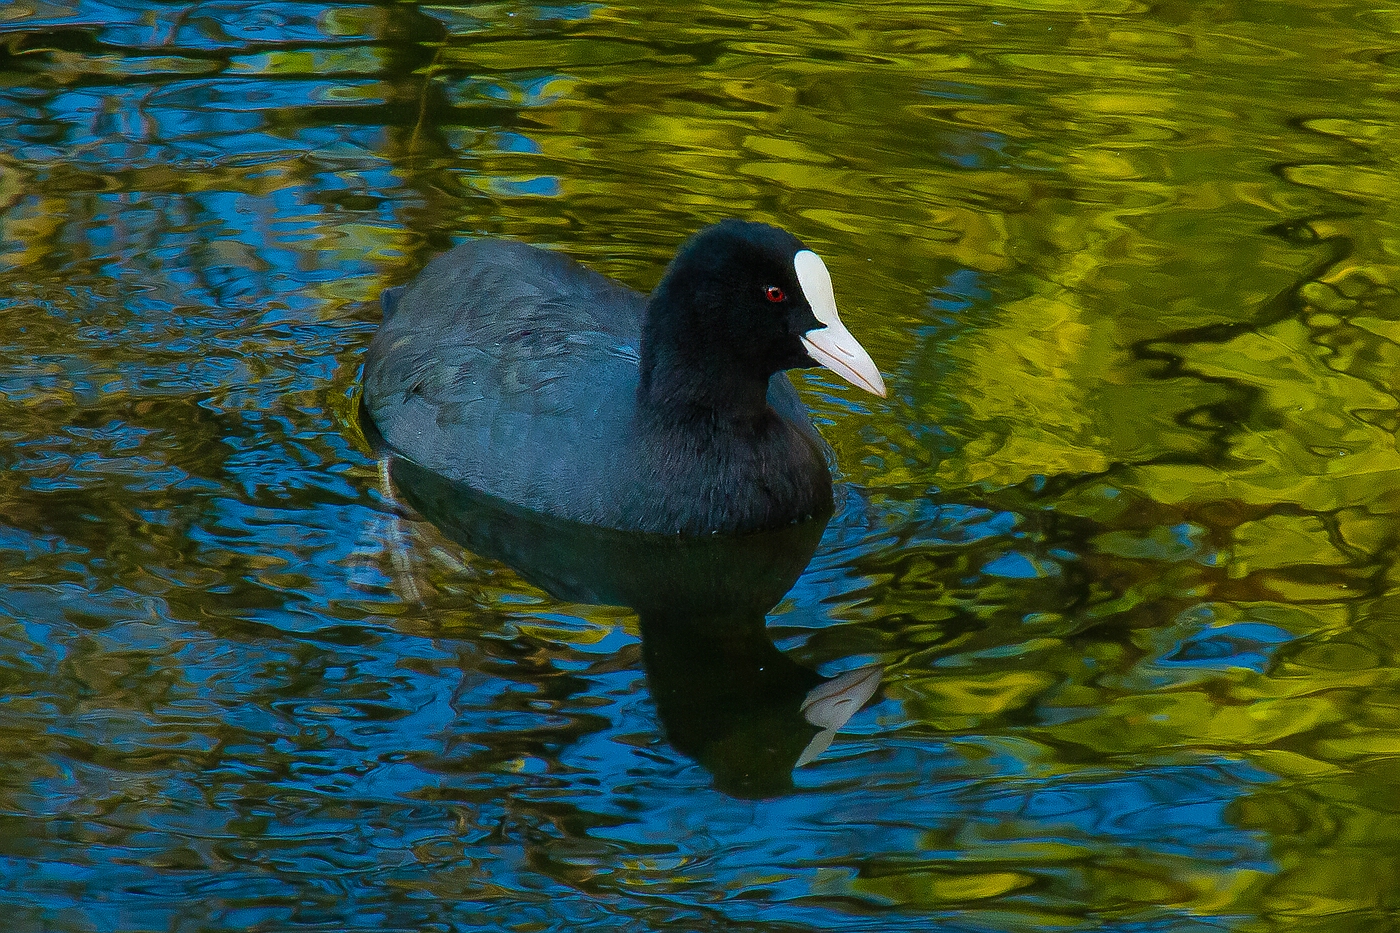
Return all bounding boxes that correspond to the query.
[765,286,786,303]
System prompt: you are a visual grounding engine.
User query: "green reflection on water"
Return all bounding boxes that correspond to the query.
[1,0,1399,931]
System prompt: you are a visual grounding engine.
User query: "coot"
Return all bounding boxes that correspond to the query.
[360,220,885,535]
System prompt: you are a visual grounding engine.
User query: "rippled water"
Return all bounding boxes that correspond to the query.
[3,1,1400,930]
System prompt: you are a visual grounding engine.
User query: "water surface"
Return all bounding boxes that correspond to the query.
[3,1,1400,930]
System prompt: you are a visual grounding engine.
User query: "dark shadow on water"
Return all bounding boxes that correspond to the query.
[388,456,880,799]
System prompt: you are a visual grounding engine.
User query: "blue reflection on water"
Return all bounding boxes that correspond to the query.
[981,550,1060,579]
[1164,622,1294,674]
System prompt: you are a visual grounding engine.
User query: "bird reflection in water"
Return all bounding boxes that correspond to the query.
[383,455,880,799]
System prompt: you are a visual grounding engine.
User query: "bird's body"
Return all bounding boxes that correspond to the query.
[360,221,884,535]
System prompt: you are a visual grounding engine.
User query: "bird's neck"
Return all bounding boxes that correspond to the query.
[636,356,773,429]
[636,305,773,428]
